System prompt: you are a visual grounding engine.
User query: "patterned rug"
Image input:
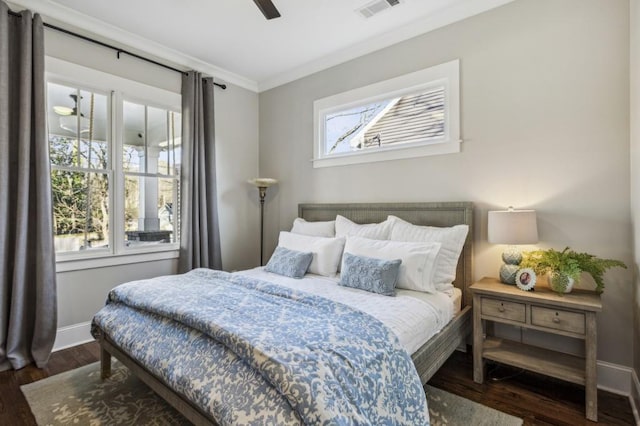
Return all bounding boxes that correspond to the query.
[22,361,522,425]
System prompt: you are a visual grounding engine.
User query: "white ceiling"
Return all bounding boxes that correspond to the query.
[11,0,514,92]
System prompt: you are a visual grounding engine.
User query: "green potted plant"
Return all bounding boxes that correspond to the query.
[520,247,626,294]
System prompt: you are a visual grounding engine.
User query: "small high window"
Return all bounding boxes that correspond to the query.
[313,60,460,168]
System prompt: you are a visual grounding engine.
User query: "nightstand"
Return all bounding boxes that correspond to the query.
[471,277,602,421]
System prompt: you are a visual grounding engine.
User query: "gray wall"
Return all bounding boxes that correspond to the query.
[259,0,632,367]
[44,29,260,328]
[57,260,178,327]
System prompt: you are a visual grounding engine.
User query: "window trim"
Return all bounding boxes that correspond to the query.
[46,57,181,265]
[312,59,461,168]
[55,249,179,273]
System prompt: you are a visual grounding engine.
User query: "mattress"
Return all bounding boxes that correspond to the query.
[236,268,459,355]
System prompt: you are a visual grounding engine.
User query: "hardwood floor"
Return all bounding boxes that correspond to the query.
[0,342,101,425]
[428,350,635,425]
[0,342,635,425]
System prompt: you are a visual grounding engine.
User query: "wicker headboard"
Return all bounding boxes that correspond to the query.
[299,202,474,307]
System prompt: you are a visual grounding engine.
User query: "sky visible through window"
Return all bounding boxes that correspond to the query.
[324,100,390,154]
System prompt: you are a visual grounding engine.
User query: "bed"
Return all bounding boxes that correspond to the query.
[94,202,474,425]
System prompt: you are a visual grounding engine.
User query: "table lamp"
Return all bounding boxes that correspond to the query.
[488,207,538,284]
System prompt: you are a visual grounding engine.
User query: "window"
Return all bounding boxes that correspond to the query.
[48,83,111,253]
[313,60,460,168]
[46,58,181,260]
[122,101,180,248]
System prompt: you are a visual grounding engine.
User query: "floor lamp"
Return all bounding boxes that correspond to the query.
[249,178,278,265]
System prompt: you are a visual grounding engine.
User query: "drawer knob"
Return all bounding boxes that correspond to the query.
[498,303,505,313]
[553,313,560,323]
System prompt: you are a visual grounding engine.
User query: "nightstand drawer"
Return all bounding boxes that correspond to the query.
[481,297,526,323]
[531,306,585,335]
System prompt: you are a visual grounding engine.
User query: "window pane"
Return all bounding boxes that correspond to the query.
[158,111,181,176]
[323,86,446,155]
[78,89,109,169]
[325,101,390,155]
[362,88,445,148]
[123,101,146,173]
[147,106,168,175]
[173,112,182,176]
[52,171,109,252]
[124,175,177,247]
[159,177,177,239]
[49,135,79,168]
[48,83,78,168]
[47,83,108,170]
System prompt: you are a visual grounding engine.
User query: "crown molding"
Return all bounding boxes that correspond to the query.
[8,0,259,92]
[9,0,514,93]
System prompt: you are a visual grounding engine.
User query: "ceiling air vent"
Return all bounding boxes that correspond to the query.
[357,0,401,19]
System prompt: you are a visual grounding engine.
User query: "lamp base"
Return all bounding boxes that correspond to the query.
[499,264,519,284]
[502,246,523,264]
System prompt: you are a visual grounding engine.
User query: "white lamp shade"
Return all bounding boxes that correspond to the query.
[248,177,278,188]
[488,209,538,245]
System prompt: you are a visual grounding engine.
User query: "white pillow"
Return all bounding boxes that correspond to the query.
[278,231,345,277]
[388,215,469,293]
[290,218,335,237]
[342,236,442,293]
[335,215,391,240]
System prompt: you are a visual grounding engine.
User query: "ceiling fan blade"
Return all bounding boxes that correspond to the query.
[53,93,81,116]
[253,0,281,20]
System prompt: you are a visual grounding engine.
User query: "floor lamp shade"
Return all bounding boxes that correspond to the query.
[248,178,278,266]
[488,209,538,284]
[248,178,278,190]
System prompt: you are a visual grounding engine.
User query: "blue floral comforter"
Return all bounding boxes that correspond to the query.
[91,268,430,425]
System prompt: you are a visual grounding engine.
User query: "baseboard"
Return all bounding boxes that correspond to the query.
[53,321,93,351]
[631,369,640,425]
[597,360,633,395]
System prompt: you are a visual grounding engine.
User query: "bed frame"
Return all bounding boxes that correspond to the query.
[97,201,474,425]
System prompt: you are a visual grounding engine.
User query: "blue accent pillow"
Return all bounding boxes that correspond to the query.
[339,252,402,296]
[265,246,313,279]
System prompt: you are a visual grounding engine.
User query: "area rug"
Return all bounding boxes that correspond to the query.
[22,361,523,425]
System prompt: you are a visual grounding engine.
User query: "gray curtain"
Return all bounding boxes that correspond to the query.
[179,71,222,272]
[0,2,57,371]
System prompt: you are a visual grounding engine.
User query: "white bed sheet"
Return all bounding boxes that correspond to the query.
[235,268,458,355]
[452,287,462,317]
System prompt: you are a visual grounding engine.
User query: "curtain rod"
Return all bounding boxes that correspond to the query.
[7,8,227,90]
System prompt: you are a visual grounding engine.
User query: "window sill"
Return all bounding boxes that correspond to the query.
[56,248,180,272]
[312,139,461,168]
